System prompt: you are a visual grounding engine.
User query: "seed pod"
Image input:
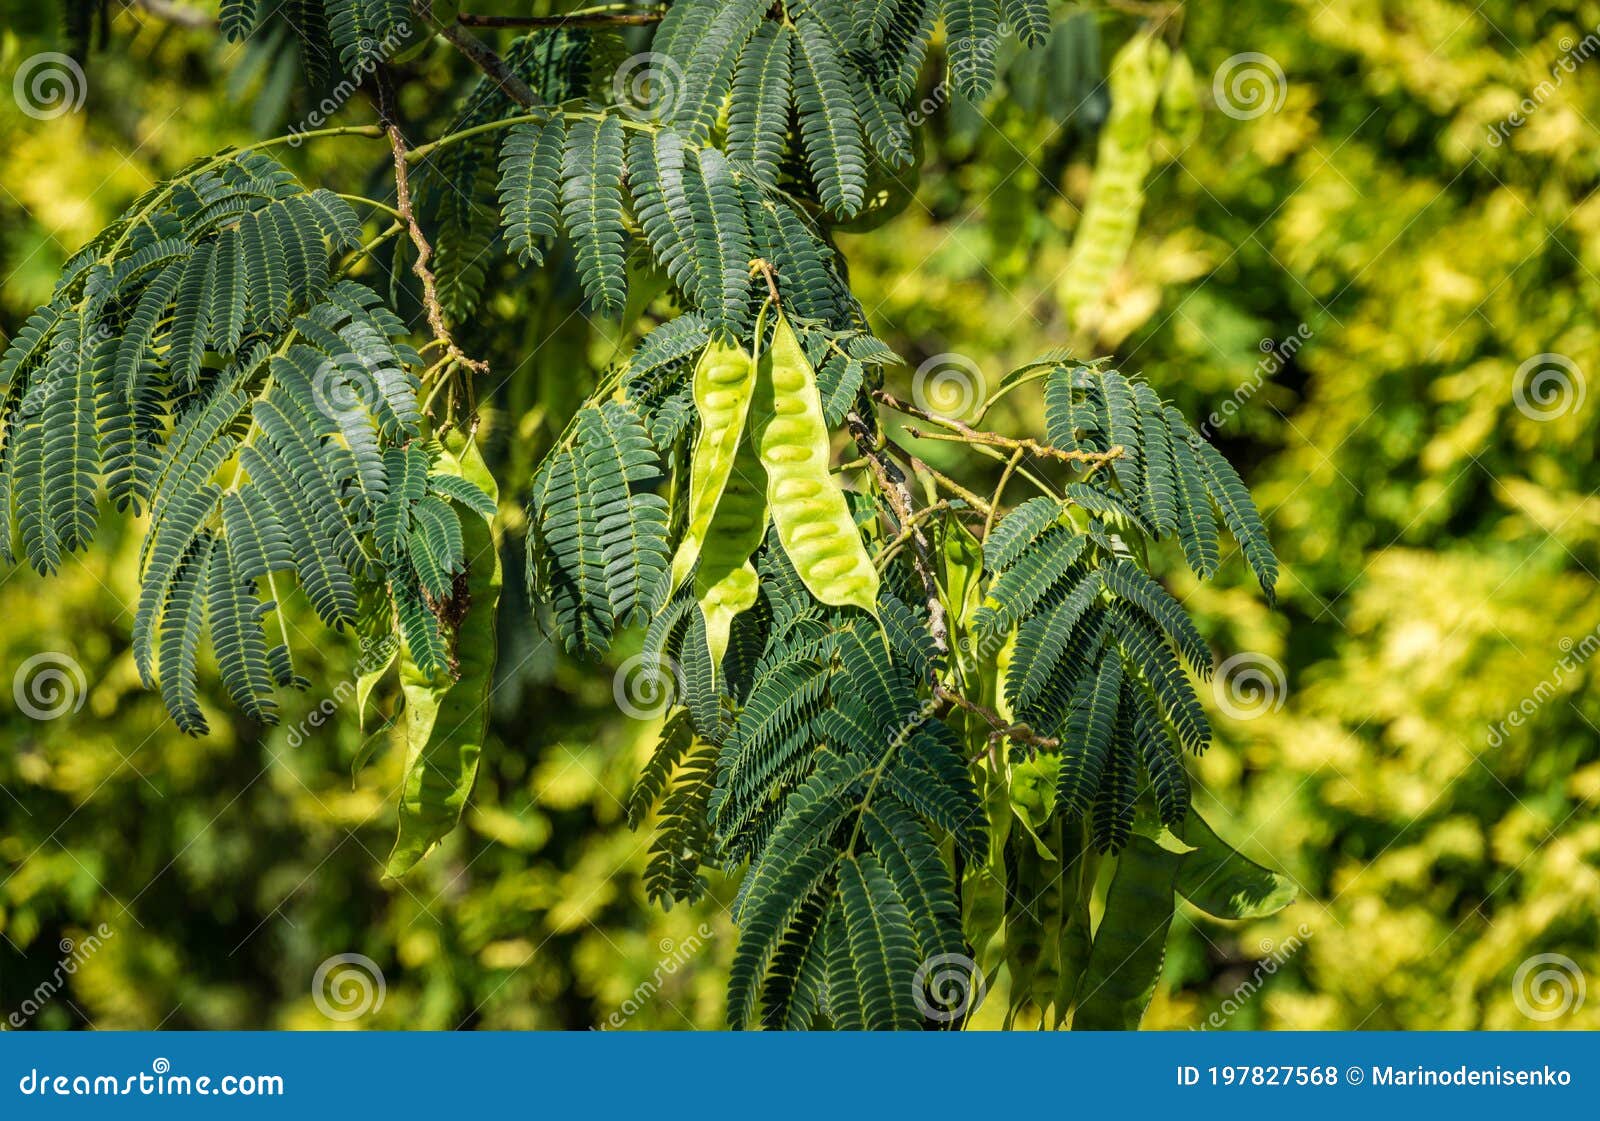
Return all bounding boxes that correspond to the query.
[754,311,878,613]
[671,338,757,590]
[1058,31,1170,337]
[694,428,767,670]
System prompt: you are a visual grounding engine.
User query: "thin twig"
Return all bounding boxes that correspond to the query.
[874,500,955,570]
[935,685,1060,756]
[847,410,948,656]
[376,70,488,391]
[907,425,1124,468]
[907,454,993,515]
[458,10,664,28]
[877,388,1124,466]
[984,449,1024,539]
[750,258,782,306]
[424,2,539,107]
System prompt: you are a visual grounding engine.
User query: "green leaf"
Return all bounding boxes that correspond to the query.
[1175,811,1297,920]
[729,22,795,182]
[792,15,868,216]
[560,116,629,317]
[497,117,567,267]
[837,852,924,1029]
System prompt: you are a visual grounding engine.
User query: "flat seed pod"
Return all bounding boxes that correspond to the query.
[755,311,878,613]
[671,338,758,589]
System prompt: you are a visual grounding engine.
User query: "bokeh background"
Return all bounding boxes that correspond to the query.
[2,0,1597,1029]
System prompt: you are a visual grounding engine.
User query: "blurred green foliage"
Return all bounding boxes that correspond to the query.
[3,0,1597,1029]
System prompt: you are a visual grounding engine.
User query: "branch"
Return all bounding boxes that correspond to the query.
[934,684,1060,757]
[874,500,955,570]
[847,409,948,656]
[903,453,992,514]
[750,258,783,306]
[419,2,538,108]
[874,389,1124,467]
[375,70,489,386]
[458,10,665,28]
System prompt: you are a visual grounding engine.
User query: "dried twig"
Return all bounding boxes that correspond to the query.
[935,684,1060,757]
[458,10,665,29]
[421,2,538,108]
[750,258,783,307]
[375,71,488,389]
[847,410,948,655]
[875,388,1124,467]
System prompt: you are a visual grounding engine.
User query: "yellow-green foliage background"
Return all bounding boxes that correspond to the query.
[1,0,1596,1029]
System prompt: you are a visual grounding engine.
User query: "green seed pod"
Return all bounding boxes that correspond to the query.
[1058,31,1170,336]
[387,430,499,879]
[694,428,767,670]
[755,311,879,613]
[671,338,758,590]
[1159,49,1202,146]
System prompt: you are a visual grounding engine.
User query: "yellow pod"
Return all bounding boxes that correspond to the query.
[670,337,758,590]
[755,312,879,614]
